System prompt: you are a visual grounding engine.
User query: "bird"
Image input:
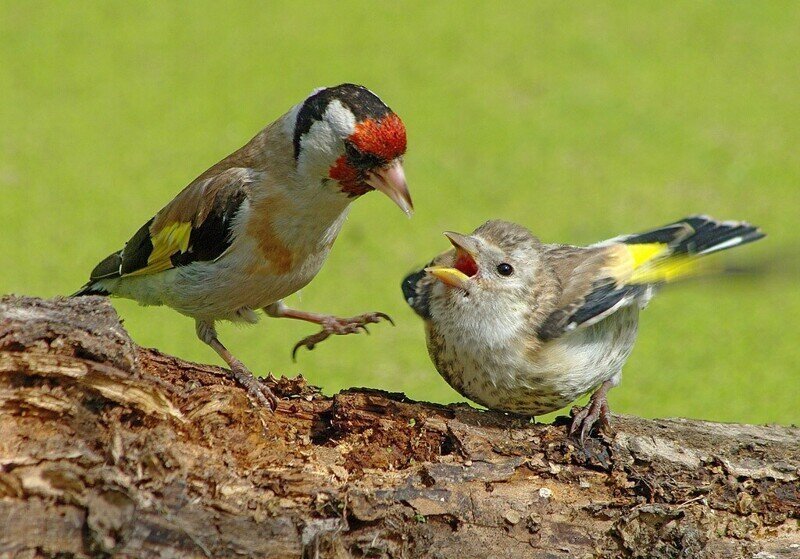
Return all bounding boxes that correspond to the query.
[402,216,764,441]
[73,83,413,410]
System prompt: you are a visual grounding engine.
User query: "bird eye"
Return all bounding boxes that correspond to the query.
[497,263,514,276]
[345,141,383,169]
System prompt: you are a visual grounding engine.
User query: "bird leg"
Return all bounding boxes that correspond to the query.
[264,301,394,360]
[196,321,278,410]
[569,379,614,444]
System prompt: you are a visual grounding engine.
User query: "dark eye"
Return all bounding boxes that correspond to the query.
[497,263,514,276]
[345,141,383,169]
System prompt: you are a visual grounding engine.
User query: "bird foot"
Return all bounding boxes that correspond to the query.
[228,360,279,411]
[569,392,612,445]
[292,312,394,360]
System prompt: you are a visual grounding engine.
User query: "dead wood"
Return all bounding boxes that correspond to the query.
[0,295,798,559]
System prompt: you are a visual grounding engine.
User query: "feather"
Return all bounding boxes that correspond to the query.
[71,283,110,297]
[402,249,454,321]
[539,215,763,340]
[88,168,254,282]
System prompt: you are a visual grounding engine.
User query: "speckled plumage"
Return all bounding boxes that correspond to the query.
[404,217,764,437]
[425,303,638,416]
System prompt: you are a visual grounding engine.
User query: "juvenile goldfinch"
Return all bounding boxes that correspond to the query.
[74,83,412,409]
[402,216,764,440]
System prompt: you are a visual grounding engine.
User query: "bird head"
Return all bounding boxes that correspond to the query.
[425,220,542,306]
[289,83,412,215]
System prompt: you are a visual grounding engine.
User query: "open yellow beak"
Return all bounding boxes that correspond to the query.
[424,266,471,289]
[365,159,413,216]
[425,230,479,290]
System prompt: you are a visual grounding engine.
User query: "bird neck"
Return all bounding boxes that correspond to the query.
[249,173,352,258]
[250,110,355,253]
[432,289,529,350]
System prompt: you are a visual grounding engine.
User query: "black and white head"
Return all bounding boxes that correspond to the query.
[286,83,412,214]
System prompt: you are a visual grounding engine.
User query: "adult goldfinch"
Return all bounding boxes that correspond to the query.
[74,84,412,409]
[402,216,764,441]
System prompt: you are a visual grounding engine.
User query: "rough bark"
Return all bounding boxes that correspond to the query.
[0,295,797,559]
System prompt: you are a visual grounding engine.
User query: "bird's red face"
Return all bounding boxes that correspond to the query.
[294,84,413,214]
[329,113,412,214]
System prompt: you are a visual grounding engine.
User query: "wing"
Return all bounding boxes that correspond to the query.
[537,240,664,341]
[537,215,764,341]
[536,244,643,341]
[401,248,454,320]
[89,167,255,281]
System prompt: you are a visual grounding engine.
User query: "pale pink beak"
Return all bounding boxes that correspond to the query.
[365,159,413,216]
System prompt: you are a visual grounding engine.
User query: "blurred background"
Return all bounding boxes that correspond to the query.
[1,2,798,425]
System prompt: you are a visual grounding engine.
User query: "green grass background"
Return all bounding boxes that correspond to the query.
[2,2,798,425]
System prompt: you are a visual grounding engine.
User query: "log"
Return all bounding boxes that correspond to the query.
[0,295,798,559]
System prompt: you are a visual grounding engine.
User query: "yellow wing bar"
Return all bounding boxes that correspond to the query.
[125,221,193,276]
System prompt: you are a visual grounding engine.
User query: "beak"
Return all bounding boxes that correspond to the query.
[425,231,479,290]
[365,159,413,216]
[425,266,471,290]
[443,231,479,256]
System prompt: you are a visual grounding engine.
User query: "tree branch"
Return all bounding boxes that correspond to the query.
[0,295,797,558]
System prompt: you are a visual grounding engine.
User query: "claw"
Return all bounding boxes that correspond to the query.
[292,340,311,362]
[569,406,589,438]
[580,418,592,446]
[290,311,393,360]
[568,381,614,446]
[291,331,330,361]
[375,312,394,326]
[229,361,279,411]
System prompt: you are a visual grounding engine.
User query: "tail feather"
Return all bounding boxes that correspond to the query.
[619,215,764,285]
[677,215,765,255]
[71,283,110,297]
[71,249,124,297]
[625,215,765,255]
[89,251,124,281]
[540,215,764,338]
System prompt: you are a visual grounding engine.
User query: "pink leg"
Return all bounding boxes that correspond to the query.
[264,302,394,360]
[196,321,278,410]
[569,379,614,444]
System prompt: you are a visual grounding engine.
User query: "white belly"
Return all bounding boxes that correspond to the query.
[102,205,349,323]
[101,244,329,322]
[524,306,639,407]
[169,246,330,321]
[429,306,640,415]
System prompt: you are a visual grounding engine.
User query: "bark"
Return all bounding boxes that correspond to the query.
[0,295,798,559]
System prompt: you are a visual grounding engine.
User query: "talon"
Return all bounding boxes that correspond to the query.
[292,340,311,361]
[291,330,332,361]
[569,393,613,447]
[600,401,612,430]
[570,403,599,445]
[292,341,313,361]
[375,312,394,325]
[580,420,592,446]
[569,406,588,437]
[292,344,305,361]
[255,384,279,411]
[290,311,393,359]
[229,363,279,411]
